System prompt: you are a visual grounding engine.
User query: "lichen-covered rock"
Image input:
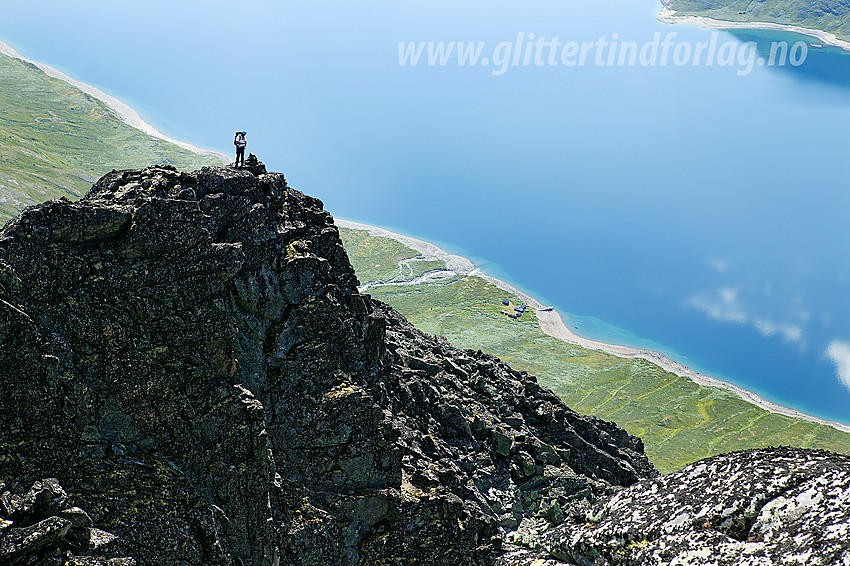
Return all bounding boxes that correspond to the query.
[0,163,654,565]
[0,479,133,565]
[537,447,850,566]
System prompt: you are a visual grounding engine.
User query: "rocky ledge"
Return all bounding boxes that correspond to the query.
[0,161,846,565]
[0,478,134,565]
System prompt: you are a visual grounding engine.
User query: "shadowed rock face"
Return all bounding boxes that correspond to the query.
[0,164,654,565]
[0,164,844,566]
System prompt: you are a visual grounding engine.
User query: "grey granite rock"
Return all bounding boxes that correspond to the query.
[533,447,850,566]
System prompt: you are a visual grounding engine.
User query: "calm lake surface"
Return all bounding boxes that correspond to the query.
[2,0,849,423]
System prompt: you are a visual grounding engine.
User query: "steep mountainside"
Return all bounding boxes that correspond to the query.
[0,161,653,565]
[0,162,847,565]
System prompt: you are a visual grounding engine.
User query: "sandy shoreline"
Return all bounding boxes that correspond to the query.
[0,39,230,164]
[337,218,850,435]
[658,7,850,52]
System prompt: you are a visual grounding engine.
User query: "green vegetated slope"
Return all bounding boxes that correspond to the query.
[333,227,421,283]
[668,0,850,40]
[340,227,850,474]
[0,52,223,223]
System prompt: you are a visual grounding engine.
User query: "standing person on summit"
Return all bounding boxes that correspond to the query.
[234,131,247,167]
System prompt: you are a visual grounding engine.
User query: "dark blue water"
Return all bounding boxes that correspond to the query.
[2,0,849,423]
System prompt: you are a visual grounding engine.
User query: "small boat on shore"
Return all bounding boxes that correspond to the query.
[538,306,554,311]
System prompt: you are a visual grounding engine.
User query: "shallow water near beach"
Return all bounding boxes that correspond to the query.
[1,0,849,423]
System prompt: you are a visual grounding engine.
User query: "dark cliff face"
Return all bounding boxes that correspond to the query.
[0,163,654,565]
[2,164,845,566]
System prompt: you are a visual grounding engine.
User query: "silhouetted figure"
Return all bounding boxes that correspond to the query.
[234,131,247,167]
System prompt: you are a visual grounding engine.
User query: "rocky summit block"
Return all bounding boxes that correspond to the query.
[0,162,844,566]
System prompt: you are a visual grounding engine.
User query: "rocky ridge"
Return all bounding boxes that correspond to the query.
[0,160,846,565]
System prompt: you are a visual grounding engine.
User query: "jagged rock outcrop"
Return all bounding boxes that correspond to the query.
[0,163,653,565]
[526,447,850,566]
[0,162,845,565]
[0,478,134,565]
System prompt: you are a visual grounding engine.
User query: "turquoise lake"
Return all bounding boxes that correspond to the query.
[2,0,849,423]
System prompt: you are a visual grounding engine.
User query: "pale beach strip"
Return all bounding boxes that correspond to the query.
[336,218,850,435]
[658,7,850,52]
[0,39,230,163]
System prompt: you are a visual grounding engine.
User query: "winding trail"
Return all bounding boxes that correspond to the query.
[358,268,458,292]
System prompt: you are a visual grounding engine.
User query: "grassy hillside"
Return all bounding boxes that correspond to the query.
[668,0,850,40]
[340,227,850,474]
[0,52,222,223]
